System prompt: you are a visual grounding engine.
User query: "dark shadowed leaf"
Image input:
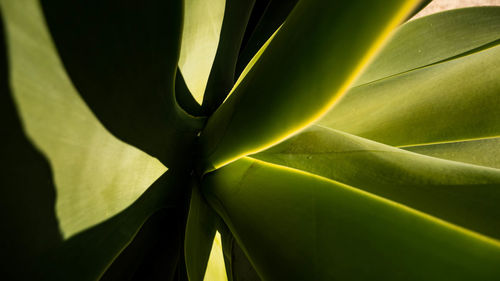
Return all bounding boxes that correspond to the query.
[1,0,170,237]
[41,0,202,165]
[184,181,218,281]
[0,11,61,279]
[201,0,255,114]
[235,0,299,77]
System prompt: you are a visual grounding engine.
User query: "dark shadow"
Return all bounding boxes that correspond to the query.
[0,11,63,281]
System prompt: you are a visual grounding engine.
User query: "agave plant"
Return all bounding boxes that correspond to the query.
[2,0,500,280]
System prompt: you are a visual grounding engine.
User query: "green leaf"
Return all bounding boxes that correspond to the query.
[403,137,500,169]
[199,0,422,171]
[201,0,255,114]
[356,7,500,86]
[178,0,225,105]
[40,0,202,165]
[202,157,500,281]
[318,7,500,147]
[185,182,218,281]
[0,0,167,237]
[254,125,500,239]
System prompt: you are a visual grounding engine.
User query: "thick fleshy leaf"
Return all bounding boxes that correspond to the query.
[185,182,218,281]
[38,172,186,281]
[319,8,500,147]
[403,137,500,169]
[254,125,500,239]
[179,0,225,104]
[201,0,255,114]
[235,0,299,77]
[355,7,500,87]
[199,0,422,171]
[41,0,202,165]
[202,157,500,281]
[0,0,167,237]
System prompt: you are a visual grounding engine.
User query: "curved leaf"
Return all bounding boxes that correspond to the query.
[200,0,422,171]
[202,157,500,281]
[319,8,500,147]
[1,0,167,237]
[254,125,500,239]
[179,0,225,104]
[403,137,500,169]
[201,0,255,114]
[185,182,218,281]
[41,0,202,165]
[354,7,500,87]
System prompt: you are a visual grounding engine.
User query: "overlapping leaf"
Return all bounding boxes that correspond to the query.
[318,7,500,148]
[254,125,500,239]
[202,158,500,281]
[199,0,421,171]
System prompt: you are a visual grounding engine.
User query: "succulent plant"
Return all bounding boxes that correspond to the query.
[1,0,500,280]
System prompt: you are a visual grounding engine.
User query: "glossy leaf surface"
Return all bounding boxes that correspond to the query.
[200,0,421,171]
[202,157,500,281]
[319,7,500,147]
[255,125,500,239]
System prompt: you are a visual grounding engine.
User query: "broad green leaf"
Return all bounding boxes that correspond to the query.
[1,0,166,237]
[354,7,500,87]
[41,0,202,165]
[319,8,500,147]
[202,157,500,281]
[39,172,185,281]
[403,137,500,169]
[200,0,422,172]
[185,183,218,281]
[204,232,228,281]
[179,0,225,104]
[319,43,500,147]
[254,125,500,239]
[235,0,298,77]
[201,0,255,114]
